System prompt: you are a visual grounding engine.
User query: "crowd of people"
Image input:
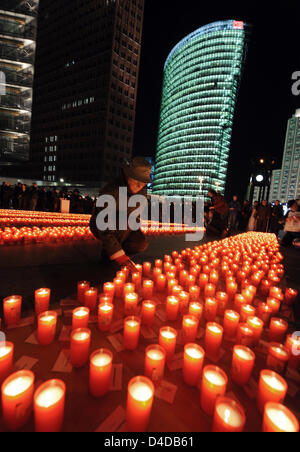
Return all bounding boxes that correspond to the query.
[0,182,95,214]
[205,189,300,247]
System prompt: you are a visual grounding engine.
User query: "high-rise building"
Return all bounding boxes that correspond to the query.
[0,0,39,165]
[269,109,300,202]
[153,20,251,199]
[30,0,144,186]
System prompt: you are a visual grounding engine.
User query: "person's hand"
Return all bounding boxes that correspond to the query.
[126,259,138,274]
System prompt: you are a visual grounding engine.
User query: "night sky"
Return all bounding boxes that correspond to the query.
[133,0,300,200]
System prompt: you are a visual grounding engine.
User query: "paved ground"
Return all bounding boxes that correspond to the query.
[0,233,299,323]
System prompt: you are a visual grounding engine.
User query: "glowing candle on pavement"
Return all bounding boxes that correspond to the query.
[231,345,255,386]
[77,281,90,303]
[246,316,263,345]
[200,365,228,416]
[182,315,199,345]
[204,297,218,322]
[166,296,179,321]
[103,282,115,300]
[84,287,98,312]
[0,342,14,384]
[205,323,223,359]
[159,327,177,364]
[263,402,299,432]
[267,343,289,375]
[35,288,51,315]
[183,343,205,387]
[216,292,229,316]
[156,274,166,292]
[3,295,22,327]
[142,280,154,300]
[89,349,113,397]
[141,300,156,328]
[236,323,254,348]
[144,345,166,385]
[70,328,91,368]
[34,379,66,432]
[126,376,155,432]
[212,397,246,432]
[98,302,114,332]
[223,310,240,339]
[143,262,151,277]
[269,318,288,343]
[189,302,203,321]
[37,311,57,346]
[240,304,256,323]
[72,307,90,330]
[285,288,298,306]
[267,297,281,316]
[257,370,288,413]
[124,316,141,350]
[1,370,35,431]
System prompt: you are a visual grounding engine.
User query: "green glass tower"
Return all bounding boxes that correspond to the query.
[153,20,251,199]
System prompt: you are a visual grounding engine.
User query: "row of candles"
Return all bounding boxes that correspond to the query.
[0,226,94,246]
[1,232,299,432]
[0,209,90,221]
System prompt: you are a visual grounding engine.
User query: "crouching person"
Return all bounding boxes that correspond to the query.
[90,157,152,272]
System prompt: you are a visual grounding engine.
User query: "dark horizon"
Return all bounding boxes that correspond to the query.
[133,0,300,200]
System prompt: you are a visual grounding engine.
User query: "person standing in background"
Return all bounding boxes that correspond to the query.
[256,200,272,232]
[248,201,259,231]
[270,200,284,236]
[239,200,251,232]
[228,195,241,233]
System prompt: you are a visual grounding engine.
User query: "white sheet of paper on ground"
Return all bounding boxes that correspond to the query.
[15,356,38,371]
[58,325,72,342]
[155,380,178,404]
[110,319,124,334]
[168,352,183,371]
[25,332,38,345]
[95,405,126,432]
[107,334,124,352]
[7,316,35,330]
[52,350,72,373]
[110,364,123,391]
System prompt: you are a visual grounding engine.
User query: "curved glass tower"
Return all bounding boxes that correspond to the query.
[153,20,251,199]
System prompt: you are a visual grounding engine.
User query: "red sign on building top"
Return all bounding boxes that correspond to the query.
[233,21,244,29]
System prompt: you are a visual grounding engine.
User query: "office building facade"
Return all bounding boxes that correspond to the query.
[153,20,251,199]
[0,0,38,165]
[269,109,300,202]
[30,0,144,185]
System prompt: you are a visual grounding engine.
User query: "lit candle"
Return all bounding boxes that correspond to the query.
[70,328,91,368]
[179,291,190,314]
[126,376,155,432]
[212,396,246,432]
[34,379,66,432]
[123,283,135,299]
[142,280,154,299]
[141,300,156,328]
[205,323,223,359]
[240,304,256,323]
[144,345,166,385]
[143,262,152,277]
[241,288,254,305]
[188,302,203,321]
[124,292,139,316]
[209,270,219,286]
[285,288,298,306]
[182,315,199,345]
[216,292,229,316]
[156,274,166,292]
[189,286,200,303]
[246,316,263,345]
[159,326,177,364]
[84,287,98,312]
[72,307,90,330]
[260,279,271,297]
[199,273,209,290]
[99,293,113,305]
[236,323,254,348]
[103,282,115,300]
[267,343,289,375]
[227,281,238,299]
[124,316,141,350]
[257,370,288,413]
[77,281,90,303]
[168,279,177,296]
[0,342,14,384]
[89,348,113,397]
[269,318,288,343]
[204,283,216,298]
[155,259,163,269]
[35,288,51,315]
[269,287,284,302]
[263,402,299,432]
[204,297,218,322]
[257,302,273,325]
[166,296,179,321]
[3,295,22,327]
[223,310,240,339]
[231,345,255,386]
[234,294,246,314]
[1,370,35,431]
[183,343,205,387]
[267,297,281,316]
[286,334,300,370]
[200,365,228,416]
[37,311,57,346]
[132,273,142,292]
[98,302,114,332]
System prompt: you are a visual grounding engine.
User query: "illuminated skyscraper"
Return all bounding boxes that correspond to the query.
[153,20,251,199]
